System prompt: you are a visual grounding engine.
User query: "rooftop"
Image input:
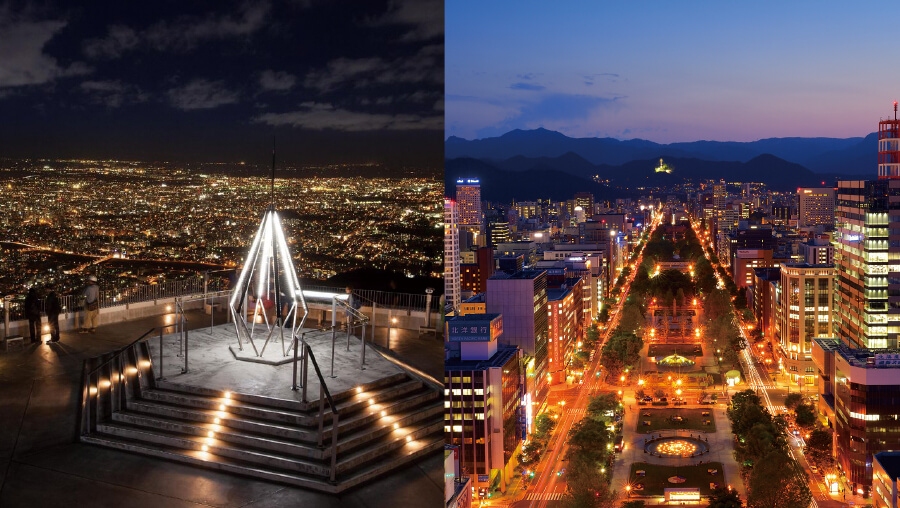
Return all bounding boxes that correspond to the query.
[445,344,519,371]
[814,338,900,369]
[875,452,900,480]
[489,269,546,281]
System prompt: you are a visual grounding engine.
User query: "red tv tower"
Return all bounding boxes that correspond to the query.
[878,101,900,179]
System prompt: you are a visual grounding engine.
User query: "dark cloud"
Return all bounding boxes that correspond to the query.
[167,79,239,110]
[80,80,149,107]
[367,0,442,42]
[304,44,442,92]
[259,70,296,91]
[509,82,545,91]
[82,2,270,59]
[0,10,91,88]
[253,101,441,131]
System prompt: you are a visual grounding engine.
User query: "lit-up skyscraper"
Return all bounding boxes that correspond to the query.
[444,198,461,311]
[456,179,484,247]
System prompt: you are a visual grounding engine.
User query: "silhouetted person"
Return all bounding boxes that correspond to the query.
[45,290,61,343]
[81,275,100,333]
[24,287,42,343]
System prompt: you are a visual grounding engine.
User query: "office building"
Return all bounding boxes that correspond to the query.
[486,270,549,402]
[798,187,836,228]
[445,445,473,508]
[457,179,484,246]
[800,236,834,265]
[776,263,834,388]
[812,338,900,496]
[444,314,523,493]
[547,283,578,385]
[834,179,896,349]
[445,198,462,312]
[733,248,773,289]
[873,452,900,508]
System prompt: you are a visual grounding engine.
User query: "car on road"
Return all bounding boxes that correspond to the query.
[810,466,818,474]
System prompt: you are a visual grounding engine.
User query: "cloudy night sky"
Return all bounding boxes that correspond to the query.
[0,0,442,166]
[447,1,900,143]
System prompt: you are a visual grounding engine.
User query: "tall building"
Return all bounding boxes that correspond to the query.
[812,338,900,497]
[487,221,510,247]
[444,314,523,493]
[456,179,484,246]
[873,452,900,508]
[798,187,836,228]
[445,198,462,312]
[445,445,473,508]
[486,270,549,402]
[877,102,900,179]
[775,263,834,388]
[574,192,594,215]
[733,248,773,288]
[834,179,896,349]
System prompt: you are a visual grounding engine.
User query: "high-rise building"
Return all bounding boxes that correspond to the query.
[877,102,900,179]
[574,192,594,215]
[873,452,900,508]
[487,221,510,246]
[547,286,576,386]
[445,198,462,312]
[486,270,549,402]
[444,314,523,493]
[812,338,900,497]
[445,445,473,508]
[775,263,834,388]
[456,179,483,227]
[457,179,484,247]
[733,248,773,288]
[834,179,896,349]
[798,187,836,228]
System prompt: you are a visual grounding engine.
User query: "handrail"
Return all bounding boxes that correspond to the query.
[334,296,369,325]
[86,327,157,378]
[303,339,338,416]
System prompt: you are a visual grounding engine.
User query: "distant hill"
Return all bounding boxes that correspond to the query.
[446,128,875,175]
[454,152,824,192]
[445,158,624,203]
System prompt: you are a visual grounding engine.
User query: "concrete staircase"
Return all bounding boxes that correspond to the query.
[79,340,443,493]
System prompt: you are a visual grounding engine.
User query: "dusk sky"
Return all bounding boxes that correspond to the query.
[0,0,442,166]
[446,2,900,143]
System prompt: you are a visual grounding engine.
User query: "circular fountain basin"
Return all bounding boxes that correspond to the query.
[645,437,709,457]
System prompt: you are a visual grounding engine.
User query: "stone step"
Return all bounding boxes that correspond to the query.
[111,399,444,459]
[154,371,409,412]
[82,430,444,493]
[138,379,423,426]
[334,415,444,474]
[96,422,330,477]
[98,412,442,478]
[126,386,440,442]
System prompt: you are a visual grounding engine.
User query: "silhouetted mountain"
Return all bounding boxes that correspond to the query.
[445,158,623,203]
[448,152,822,193]
[446,128,874,174]
[802,133,878,174]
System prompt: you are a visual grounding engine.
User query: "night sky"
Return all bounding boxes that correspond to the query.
[447,1,900,143]
[0,0,443,166]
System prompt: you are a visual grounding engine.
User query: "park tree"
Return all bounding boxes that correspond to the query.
[567,417,611,465]
[706,486,743,508]
[794,403,816,428]
[704,289,734,324]
[733,291,748,309]
[783,393,803,410]
[587,392,620,419]
[618,303,645,335]
[747,450,812,508]
[563,452,618,508]
[534,411,558,441]
[805,429,832,466]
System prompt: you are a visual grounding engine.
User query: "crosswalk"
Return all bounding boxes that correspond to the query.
[525,492,565,500]
[566,408,586,417]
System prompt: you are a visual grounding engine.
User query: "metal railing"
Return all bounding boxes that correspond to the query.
[78,326,172,438]
[289,335,340,482]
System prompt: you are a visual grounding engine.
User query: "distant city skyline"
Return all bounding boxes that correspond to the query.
[0,0,442,166]
[446,1,900,143]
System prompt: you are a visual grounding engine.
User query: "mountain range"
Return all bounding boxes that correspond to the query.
[445,128,878,175]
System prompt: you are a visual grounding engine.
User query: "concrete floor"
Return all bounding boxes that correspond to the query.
[148,324,403,403]
[0,311,442,507]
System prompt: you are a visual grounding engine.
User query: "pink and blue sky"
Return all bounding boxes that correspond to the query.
[446,1,899,142]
